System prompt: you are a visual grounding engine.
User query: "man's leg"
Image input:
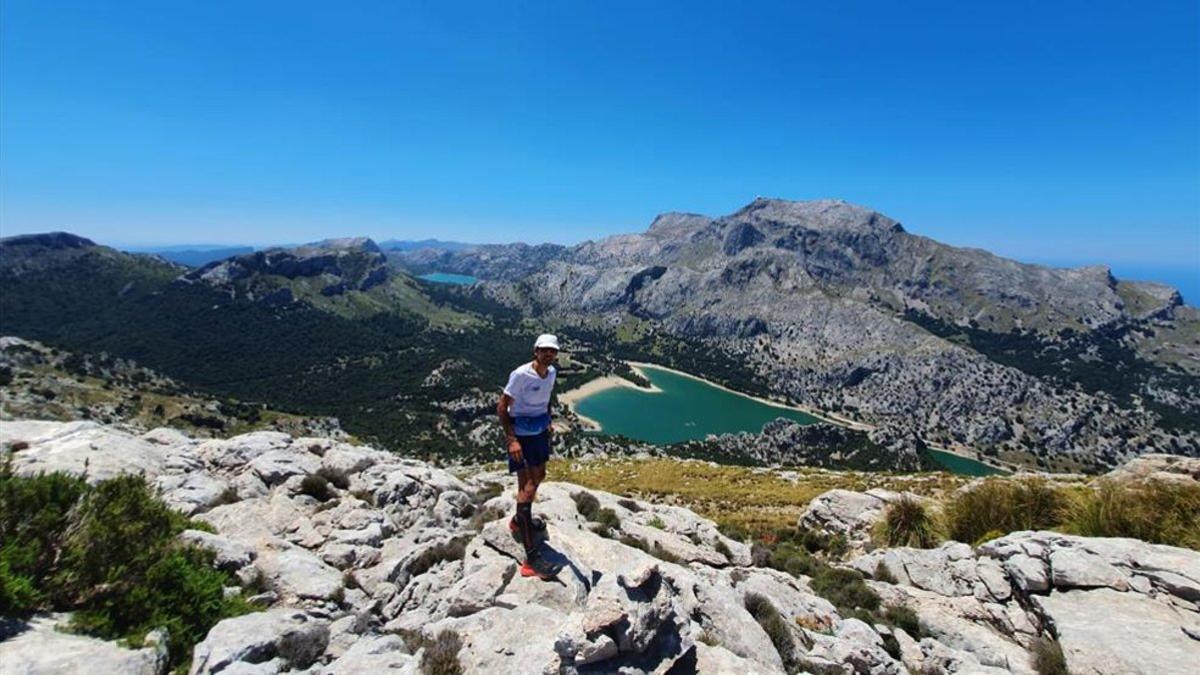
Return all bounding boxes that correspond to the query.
[514,465,540,556]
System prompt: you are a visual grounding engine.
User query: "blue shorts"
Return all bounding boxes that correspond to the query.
[508,430,551,473]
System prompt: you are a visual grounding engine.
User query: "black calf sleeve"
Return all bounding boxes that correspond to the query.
[516,501,537,558]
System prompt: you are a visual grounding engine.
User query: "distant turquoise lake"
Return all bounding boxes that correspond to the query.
[418,272,478,285]
[925,447,1006,476]
[574,365,821,444]
[574,363,1005,476]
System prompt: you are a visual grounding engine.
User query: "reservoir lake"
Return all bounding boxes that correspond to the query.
[573,364,821,444]
[572,364,1004,476]
[418,272,478,285]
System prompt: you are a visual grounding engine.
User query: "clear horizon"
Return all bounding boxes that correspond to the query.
[2,2,1197,270]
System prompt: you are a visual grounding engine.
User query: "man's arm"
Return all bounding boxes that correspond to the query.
[497,393,522,462]
[497,392,516,440]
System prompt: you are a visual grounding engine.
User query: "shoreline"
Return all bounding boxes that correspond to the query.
[556,373,662,432]
[556,359,871,434]
[626,361,873,431]
[556,361,1020,474]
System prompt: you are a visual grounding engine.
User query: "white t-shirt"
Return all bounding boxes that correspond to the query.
[503,363,556,417]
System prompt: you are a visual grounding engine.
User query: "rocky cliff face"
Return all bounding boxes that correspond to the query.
[3,420,1197,674]
[401,198,1200,469]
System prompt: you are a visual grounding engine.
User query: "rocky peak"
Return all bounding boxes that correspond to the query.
[184,237,388,289]
[298,237,382,255]
[645,212,714,237]
[727,198,906,236]
[0,231,98,250]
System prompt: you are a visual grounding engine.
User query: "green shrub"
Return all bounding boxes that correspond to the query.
[1065,479,1200,549]
[1031,637,1068,675]
[876,496,941,548]
[810,566,881,614]
[53,474,192,600]
[744,593,799,671]
[945,478,1066,545]
[0,467,88,614]
[647,516,666,529]
[0,469,258,668]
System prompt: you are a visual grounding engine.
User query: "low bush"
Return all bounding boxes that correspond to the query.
[876,496,941,548]
[647,516,666,529]
[810,566,881,615]
[0,466,257,669]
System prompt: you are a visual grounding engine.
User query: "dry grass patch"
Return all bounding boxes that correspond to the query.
[554,458,969,537]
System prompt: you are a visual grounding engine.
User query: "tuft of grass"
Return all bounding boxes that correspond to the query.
[408,537,469,577]
[572,491,601,520]
[884,605,922,638]
[647,516,666,529]
[299,474,334,502]
[212,486,241,507]
[1064,479,1200,549]
[714,539,733,560]
[876,496,941,548]
[473,482,504,504]
[590,507,622,538]
[618,498,643,512]
[1031,637,1068,675]
[744,592,800,671]
[397,629,463,675]
[468,503,507,532]
[873,561,898,584]
[945,478,1066,546]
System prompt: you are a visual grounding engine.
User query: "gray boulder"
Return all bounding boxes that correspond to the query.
[189,610,329,675]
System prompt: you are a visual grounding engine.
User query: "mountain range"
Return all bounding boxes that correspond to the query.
[2,198,1197,470]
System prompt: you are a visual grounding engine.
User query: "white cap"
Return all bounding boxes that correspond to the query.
[534,334,560,350]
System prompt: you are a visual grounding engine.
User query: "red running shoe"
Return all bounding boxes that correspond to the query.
[519,555,560,580]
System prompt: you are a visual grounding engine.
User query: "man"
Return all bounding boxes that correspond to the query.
[497,333,561,580]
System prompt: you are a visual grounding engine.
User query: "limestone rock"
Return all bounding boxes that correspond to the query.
[189,610,329,675]
[1034,588,1200,674]
[0,614,167,675]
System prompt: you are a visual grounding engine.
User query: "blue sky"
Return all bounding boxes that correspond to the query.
[2,2,1197,276]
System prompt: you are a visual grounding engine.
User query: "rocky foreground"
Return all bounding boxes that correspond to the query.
[2,421,1198,674]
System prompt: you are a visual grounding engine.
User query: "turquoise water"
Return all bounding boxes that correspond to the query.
[418,272,478,285]
[574,365,820,444]
[925,447,1006,476]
